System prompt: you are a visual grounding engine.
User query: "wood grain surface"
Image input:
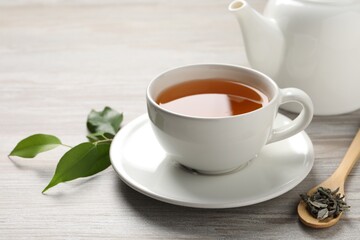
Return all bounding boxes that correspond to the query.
[1,0,359,239]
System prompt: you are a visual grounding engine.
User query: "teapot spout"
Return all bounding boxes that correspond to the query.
[229,0,284,78]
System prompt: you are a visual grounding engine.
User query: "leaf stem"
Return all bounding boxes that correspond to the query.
[61,143,73,148]
[101,133,110,140]
[94,139,113,145]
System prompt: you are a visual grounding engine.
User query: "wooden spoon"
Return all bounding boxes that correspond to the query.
[297,129,360,228]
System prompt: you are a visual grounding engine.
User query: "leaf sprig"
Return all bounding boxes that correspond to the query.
[9,106,123,193]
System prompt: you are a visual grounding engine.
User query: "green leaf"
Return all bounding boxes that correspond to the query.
[87,106,123,135]
[42,142,111,193]
[9,134,62,158]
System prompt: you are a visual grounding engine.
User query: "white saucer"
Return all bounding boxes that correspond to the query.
[110,114,314,208]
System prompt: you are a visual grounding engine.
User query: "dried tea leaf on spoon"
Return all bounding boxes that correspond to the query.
[300,187,350,221]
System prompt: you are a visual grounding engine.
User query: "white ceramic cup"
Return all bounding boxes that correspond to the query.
[146,64,313,174]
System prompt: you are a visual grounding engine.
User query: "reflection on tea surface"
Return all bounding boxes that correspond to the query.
[157,79,269,117]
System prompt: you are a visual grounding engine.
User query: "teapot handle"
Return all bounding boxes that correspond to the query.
[267,88,313,144]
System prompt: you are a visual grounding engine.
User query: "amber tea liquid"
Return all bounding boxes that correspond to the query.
[156,79,269,117]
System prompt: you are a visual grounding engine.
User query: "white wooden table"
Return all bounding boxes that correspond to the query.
[1,0,359,239]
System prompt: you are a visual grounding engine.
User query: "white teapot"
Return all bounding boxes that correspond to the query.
[229,0,360,115]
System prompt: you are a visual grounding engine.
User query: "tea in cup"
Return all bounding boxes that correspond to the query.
[146,64,313,174]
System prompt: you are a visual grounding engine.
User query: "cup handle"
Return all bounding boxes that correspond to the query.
[267,88,314,144]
